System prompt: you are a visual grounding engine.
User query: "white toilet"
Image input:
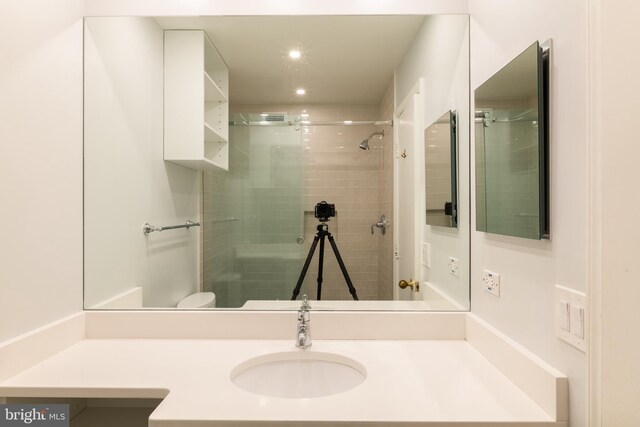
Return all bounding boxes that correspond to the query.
[177,292,216,308]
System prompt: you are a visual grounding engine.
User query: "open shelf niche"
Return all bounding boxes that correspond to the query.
[164,30,229,170]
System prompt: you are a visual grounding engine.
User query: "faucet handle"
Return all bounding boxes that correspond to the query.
[301,294,311,310]
[371,214,390,235]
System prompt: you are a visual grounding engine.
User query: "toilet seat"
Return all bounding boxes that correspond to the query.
[177,292,216,308]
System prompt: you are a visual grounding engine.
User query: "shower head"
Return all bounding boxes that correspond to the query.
[359,130,385,150]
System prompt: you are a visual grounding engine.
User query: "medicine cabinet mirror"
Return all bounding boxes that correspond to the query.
[83,15,470,311]
[474,41,550,240]
[425,110,458,228]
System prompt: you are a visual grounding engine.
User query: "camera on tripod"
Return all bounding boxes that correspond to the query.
[292,201,359,301]
[314,201,336,222]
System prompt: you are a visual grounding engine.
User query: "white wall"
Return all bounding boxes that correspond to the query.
[592,0,640,425]
[469,1,589,425]
[84,17,200,308]
[0,0,84,342]
[395,15,471,308]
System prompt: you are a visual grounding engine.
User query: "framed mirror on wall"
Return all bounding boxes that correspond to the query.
[83,15,471,311]
[425,110,458,228]
[474,40,550,240]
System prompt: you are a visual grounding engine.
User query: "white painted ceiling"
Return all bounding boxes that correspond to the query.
[155,16,425,104]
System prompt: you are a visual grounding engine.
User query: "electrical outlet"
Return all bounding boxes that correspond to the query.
[482,270,500,296]
[448,257,459,277]
[422,243,431,268]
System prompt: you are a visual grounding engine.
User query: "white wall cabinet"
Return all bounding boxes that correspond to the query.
[164,30,229,170]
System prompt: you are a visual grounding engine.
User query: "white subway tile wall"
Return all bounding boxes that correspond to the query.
[476,96,540,239]
[202,166,232,306]
[377,81,394,301]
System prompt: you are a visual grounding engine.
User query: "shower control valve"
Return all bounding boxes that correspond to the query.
[371,215,390,235]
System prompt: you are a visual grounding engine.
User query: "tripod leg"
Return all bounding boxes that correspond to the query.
[291,233,320,300]
[316,232,326,301]
[327,233,359,301]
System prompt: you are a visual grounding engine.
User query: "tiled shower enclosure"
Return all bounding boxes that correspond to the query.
[202,92,394,307]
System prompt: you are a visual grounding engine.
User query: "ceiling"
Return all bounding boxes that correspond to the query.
[155,16,425,105]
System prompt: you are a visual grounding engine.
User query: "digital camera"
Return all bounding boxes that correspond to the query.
[314,201,336,222]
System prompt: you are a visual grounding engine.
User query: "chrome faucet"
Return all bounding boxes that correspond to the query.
[296,294,312,349]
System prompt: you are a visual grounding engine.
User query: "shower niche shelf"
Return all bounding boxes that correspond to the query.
[164,30,229,171]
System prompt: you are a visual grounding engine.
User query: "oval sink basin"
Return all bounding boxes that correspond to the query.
[230,351,366,399]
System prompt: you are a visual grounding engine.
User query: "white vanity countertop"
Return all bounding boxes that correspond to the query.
[0,338,562,426]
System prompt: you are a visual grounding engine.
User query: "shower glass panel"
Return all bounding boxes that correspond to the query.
[202,113,305,308]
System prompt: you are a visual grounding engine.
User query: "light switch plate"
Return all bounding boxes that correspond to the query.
[482,270,500,296]
[557,300,570,331]
[571,305,585,339]
[555,285,586,352]
[448,257,459,277]
[422,242,431,268]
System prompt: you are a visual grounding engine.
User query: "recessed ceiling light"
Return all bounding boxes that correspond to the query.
[296,88,306,95]
[289,49,302,60]
[343,120,353,125]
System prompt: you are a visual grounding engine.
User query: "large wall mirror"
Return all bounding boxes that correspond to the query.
[83,15,470,310]
[475,41,550,240]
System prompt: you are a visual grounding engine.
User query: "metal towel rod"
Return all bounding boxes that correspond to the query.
[143,220,200,234]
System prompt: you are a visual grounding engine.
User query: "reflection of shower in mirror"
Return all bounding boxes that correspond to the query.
[82,14,471,311]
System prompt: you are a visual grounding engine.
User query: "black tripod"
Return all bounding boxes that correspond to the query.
[291,223,359,301]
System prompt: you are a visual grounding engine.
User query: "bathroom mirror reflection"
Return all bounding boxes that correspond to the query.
[83,15,470,310]
[475,41,550,240]
[424,110,458,228]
